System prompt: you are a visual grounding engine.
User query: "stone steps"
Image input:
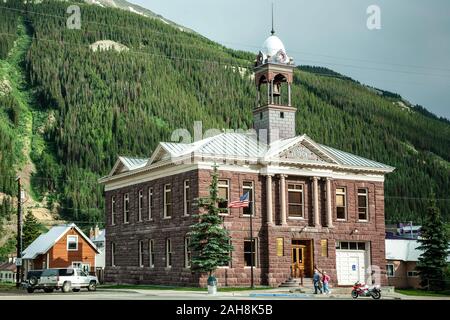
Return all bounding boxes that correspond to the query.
[279,278,314,288]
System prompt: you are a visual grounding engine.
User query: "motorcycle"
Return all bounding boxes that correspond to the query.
[351,281,381,299]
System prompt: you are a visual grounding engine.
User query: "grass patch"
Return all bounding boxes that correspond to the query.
[0,283,20,292]
[100,284,274,292]
[395,289,450,297]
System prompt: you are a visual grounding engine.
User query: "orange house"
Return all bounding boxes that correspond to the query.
[22,224,99,275]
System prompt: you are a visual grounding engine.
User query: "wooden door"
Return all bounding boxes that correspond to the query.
[291,245,306,278]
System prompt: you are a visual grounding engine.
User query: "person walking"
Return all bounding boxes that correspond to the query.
[313,269,323,294]
[322,271,331,294]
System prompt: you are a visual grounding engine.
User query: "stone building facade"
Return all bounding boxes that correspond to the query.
[99,30,394,287]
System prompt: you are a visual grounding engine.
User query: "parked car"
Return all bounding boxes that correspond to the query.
[22,270,44,293]
[31,268,98,293]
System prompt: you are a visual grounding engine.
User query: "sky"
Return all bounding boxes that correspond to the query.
[130,0,450,120]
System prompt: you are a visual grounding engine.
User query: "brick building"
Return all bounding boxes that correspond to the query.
[99,30,394,287]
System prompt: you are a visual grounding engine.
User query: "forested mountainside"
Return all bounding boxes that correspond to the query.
[0,0,449,237]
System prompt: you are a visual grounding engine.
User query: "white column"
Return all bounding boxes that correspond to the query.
[270,80,274,104]
[326,178,333,228]
[288,83,292,106]
[266,175,274,225]
[280,174,287,225]
[313,177,320,227]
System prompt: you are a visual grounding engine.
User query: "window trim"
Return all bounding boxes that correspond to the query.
[184,237,191,268]
[336,187,347,221]
[138,240,144,268]
[148,187,154,221]
[242,181,255,217]
[183,180,191,217]
[111,242,116,267]
[386,264,395,277]
[357,188,369,222]
[218,179,230,216]
[287,183,304,219]
[149,239,155,268]
[138,190,144,222]
[244,238,258,268]
[111,196,116,226]
[123,193,130,224]
[67,235,78,251]
[165,238,172,268]
[164,184,172,219]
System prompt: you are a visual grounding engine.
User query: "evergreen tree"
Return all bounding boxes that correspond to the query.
[189,164,233,279]
[416,194,449,290]
[23,211,43,249]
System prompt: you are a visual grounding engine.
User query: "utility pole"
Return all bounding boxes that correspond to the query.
[16,177,22,288]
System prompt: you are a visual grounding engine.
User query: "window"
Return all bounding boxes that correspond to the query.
[288,184,304,218]
[386,264,394,277]
[358,189,368,221]
[111,242,116,267]
[336,241,366,250]
[218,180,230,214]
[111,196,116,225]
[260,112,263,120]
[149,240,155,268]
[138,240,144,267]
[336,187,347,220]
[184,180,191,216]
[321,239,328,257]
[280,112,285,119]
[407,271,419,277]
[72,262,82,269]
[164,184,172,218]
[67,235,78,251]
[184,237,191,268]
[165,239,172,268]
[244,238,257,267]
[243,181,254,216]
[148,188,154,220]
[124,193,130,223]
[137,190,143,222]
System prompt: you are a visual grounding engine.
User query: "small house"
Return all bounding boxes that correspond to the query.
[22,223,99,275]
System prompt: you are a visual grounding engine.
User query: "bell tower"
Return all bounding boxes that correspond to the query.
[253,17,296,144]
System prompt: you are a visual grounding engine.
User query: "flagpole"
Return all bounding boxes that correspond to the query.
[250,198,254,289]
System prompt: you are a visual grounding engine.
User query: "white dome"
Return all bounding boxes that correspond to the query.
[262,35,287,58]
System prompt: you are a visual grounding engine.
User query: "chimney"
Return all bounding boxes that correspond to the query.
[94,225,100,238]
[89,227,94,239]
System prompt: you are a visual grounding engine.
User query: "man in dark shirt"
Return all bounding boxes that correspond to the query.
[313,269,323,294]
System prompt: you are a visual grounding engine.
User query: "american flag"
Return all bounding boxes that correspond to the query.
[228,192,250,208]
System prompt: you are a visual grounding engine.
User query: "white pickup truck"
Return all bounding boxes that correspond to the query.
[36,268,98,293]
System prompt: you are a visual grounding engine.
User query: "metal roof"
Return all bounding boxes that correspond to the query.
[22,224,99,260]
[119,157,148,171]
[104,133,394,179]
[385,239,450,262]
[319,144,394,170]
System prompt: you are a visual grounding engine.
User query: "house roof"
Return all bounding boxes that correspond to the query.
[101,132,395,181]
[22,223,99,260]
[0,262,16,272]
[385,239,450,262]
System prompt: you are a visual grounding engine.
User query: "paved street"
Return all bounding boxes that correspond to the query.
[0,288,441,300]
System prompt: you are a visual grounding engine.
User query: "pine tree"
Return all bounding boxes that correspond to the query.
[416,194,449,290]
[23,211,43,249]
[189,164,233,280]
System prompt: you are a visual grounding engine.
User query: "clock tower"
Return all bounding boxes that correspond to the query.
[253,28,296,144]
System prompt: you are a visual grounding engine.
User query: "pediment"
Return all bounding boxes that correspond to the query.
[279,143,328,162]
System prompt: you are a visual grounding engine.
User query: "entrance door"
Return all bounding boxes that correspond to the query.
[291,245,305,278]
[336,250,366,285]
